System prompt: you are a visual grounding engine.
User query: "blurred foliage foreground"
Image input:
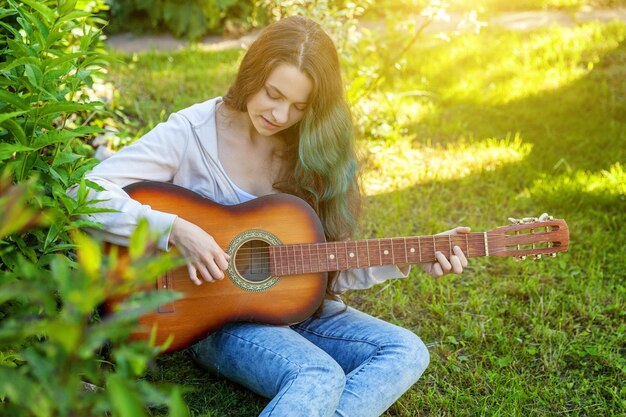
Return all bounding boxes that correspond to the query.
[0,1,187,416]
[1,0,625,416]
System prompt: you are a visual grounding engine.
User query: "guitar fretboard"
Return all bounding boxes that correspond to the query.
[269,233,487,276]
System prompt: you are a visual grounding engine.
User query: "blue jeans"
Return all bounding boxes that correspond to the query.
[190,299,430,417]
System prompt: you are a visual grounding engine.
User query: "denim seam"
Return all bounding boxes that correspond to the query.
[345,345,383,383]
[220,328,307,367]
[264,368,300,417]
[292,326,380,349]
[293,325,384,386]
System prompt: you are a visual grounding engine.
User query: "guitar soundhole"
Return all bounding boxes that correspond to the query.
[235,239,272,283]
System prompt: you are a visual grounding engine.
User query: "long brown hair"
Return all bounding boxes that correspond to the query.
[223,16,361,292]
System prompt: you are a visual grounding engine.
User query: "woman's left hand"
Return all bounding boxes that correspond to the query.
[421,226,470,278]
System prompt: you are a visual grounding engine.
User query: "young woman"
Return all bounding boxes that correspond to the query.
[74,16,469,417]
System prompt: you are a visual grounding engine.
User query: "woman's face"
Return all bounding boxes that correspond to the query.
[246,63,313,137]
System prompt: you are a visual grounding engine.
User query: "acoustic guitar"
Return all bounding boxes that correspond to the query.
[103,181,569,353]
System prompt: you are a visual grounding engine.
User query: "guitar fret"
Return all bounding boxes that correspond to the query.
[330,241,338,271]
[403,237,409,264]
[281,245,285,275]
[298,244,303,273]
[465,234,470,258]
[448,235,452,256]
[325,242,330,271]
[285,245,290,275]
[394,238,405,264]
[418,236,422,262]
[315,243,322,272]
[315,244,319,271]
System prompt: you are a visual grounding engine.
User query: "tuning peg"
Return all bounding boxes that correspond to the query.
[509,214,555,224]
[551,253,557,257]
[519,255,527,261]
[534,254,542,260]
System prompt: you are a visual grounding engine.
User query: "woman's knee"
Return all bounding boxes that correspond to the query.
[262,356,345,416]
[295,357,347,394]
[388,328,431,378]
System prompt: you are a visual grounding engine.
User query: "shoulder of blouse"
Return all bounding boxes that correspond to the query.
[175,97,221,129]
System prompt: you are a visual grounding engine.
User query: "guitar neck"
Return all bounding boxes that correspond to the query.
[270,233,488,276]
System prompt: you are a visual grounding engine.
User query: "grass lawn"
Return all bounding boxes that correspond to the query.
[106,19,625,417]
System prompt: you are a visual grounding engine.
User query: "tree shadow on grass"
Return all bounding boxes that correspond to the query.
[408,37,626,174]
[384,36,626,228]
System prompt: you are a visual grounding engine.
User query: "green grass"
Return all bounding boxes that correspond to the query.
[106,20,626,417]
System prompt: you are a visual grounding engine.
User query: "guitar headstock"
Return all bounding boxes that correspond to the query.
[487,214,569,260]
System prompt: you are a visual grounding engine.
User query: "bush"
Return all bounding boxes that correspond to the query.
[0,1,187,415]
[106,0,270,39]
[0,177,186,417]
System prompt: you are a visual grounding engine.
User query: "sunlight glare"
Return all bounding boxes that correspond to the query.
[362,134,532,195]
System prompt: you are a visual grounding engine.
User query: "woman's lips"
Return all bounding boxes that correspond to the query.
[261,115,281,129]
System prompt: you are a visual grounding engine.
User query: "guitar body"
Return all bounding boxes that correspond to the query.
[103,182,328,353]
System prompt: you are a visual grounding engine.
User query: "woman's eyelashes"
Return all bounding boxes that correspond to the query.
[265,87,280,100]
[265,87,307,112]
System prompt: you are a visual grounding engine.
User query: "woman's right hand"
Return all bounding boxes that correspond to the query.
[168,217,230,285]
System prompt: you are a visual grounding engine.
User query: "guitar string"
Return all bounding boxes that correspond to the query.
[232,235,522,251]
[231,235,550,257]
[226,235,556,274]
[231,244,557,274]
[232,245,551,261]
[235,246,555,275]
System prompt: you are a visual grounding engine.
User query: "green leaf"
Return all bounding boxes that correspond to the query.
[0,110,29,124]
[58,0,78,17]
[0,89,30,110]
[0,143,33,161]
[24,64,43,88]
[20,0,55,25]
[45,51,90,71]
[1,118,28,146]
[44,28,65,48]
[168,386,189,417]
[0,20,21,39]
[0,367,51,415]
[7,39,36,58]
[36,101,98,117]
[43,222,60,252]
[128,218,151,260]
[19,8,48,47]
[47,320,82,352]
[53,151,85,167]
[106,374,148,417]
[32,126,102,150]
[73,231,101,280]
[53,10,91,27]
